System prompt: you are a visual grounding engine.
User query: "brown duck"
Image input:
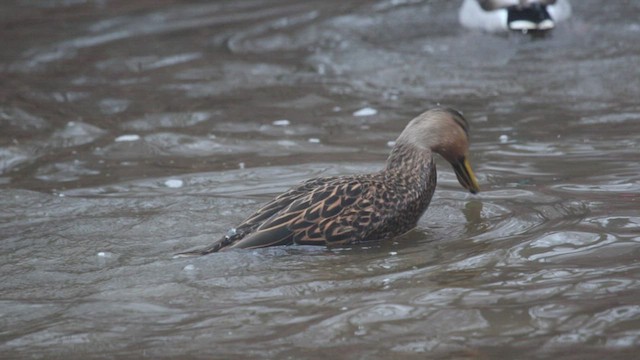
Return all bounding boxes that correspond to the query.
[176,107,479,256]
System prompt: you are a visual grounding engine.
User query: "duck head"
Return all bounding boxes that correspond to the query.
[396,107,480,194]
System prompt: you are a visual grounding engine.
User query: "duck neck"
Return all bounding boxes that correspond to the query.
[384,142,434,176]
[383,142,437,217]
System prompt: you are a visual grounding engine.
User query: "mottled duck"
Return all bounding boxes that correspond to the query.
[176,107,480,256]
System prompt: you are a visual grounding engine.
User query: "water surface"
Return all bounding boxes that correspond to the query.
[1,0,639,359]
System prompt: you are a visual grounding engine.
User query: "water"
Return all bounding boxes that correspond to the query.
[1,0,639,358]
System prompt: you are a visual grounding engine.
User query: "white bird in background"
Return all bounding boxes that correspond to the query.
[459,0,572,33]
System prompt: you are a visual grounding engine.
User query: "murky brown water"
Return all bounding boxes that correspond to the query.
[2,0,639,359]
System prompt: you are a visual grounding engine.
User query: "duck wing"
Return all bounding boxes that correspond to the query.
[234,176,335,232]
[224,177,378,250]
[173,176,352,256]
